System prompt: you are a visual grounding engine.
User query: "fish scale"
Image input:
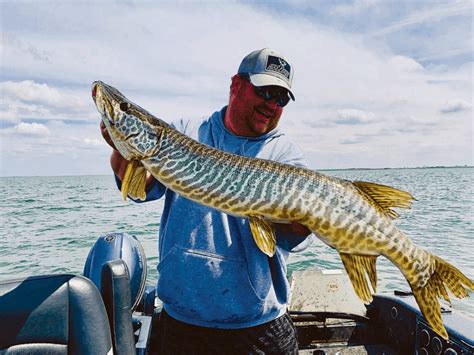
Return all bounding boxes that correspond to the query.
[92,80,473,341]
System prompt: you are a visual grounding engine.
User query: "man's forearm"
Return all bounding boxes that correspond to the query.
[274,222,311,237]
[110,150,129,181]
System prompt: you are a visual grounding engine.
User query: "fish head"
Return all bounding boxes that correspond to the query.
[92,81,168,160]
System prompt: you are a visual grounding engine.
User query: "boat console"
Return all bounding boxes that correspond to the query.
[1,234,472,354]
[289,269,474,354]
[368,293,473,355]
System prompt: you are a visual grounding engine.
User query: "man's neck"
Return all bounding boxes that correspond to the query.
[223,109,241,136]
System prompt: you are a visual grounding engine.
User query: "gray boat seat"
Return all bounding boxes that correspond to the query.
[0,274,113,355]
[100,259,136,355]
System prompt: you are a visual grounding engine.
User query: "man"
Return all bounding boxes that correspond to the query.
[101,48,313,354]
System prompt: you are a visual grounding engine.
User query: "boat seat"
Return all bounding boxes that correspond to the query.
[0,274,113,355]
[100,259,136,355]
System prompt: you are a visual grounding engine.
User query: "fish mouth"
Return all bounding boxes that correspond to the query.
[91,81,101,107]
[92,81,115,124]
[91,81,99,99]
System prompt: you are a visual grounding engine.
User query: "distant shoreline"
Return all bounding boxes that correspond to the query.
[319,165,473,172]
[1,165,472,178]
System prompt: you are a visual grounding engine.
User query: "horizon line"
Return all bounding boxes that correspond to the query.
[1,165,472,178]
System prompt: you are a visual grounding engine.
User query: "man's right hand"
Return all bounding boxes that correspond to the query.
[100,121,156,189]
[100,121,129,180]
[100,121,117,150]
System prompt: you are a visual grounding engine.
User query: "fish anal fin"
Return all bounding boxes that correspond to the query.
[339,253,378,304]
[122,160,147,201]
[352,181,416,219]
[248,215,276,257]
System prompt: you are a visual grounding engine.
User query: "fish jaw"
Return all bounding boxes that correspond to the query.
[92,81,116,125]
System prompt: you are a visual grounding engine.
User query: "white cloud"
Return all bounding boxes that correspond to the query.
[372,0,471,36]
[440,99,472,113]
[335,109,377,125]
[84,138,103,146]
[13,122,50,136]
[387,56,424,72]
[0,101,52,123]
[0,80,94,122]
[0,1,472,175]
[0,107,19,122]
[0,80,86,108]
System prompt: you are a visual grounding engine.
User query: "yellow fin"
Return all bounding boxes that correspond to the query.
[248,215,276,257]
[121,161,135,202]
[433,255,473,298]
[339,253,378,304]
[430,273,451,304]
[352,181,416,219]
[121,160,147,201]
[411,279,448,340]
[409,255,473,340]
[127,164,147,201]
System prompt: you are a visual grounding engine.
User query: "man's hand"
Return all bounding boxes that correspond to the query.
[100,121,156,188]
[100,121,116,150]
[274,222,311,237]
[100,121,129,180]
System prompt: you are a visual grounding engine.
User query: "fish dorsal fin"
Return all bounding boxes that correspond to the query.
[339,253,378,304]
[122,160,147,201]
[352,181,416,219]
[248,215,276,257]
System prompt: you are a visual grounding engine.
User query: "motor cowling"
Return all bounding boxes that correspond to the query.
[84,232,147,311]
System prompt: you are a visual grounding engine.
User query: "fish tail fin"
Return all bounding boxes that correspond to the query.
[409,255,473,340]
[432,255,474,297]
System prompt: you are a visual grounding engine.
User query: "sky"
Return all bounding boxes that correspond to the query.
[0,0,472,176]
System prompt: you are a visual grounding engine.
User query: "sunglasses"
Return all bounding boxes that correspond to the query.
[240,74,291,108]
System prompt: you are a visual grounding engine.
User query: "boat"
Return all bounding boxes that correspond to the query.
[1,232,472,354]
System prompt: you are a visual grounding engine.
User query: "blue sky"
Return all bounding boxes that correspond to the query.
[1,0,472,176]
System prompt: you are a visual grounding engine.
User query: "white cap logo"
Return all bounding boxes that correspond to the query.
[266,55,291,81]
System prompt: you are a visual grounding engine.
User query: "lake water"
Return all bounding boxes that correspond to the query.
[1,167,472,315]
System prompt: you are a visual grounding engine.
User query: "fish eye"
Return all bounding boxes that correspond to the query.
[120,102,131,112]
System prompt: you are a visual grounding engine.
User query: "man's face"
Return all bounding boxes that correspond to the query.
[226,75,287,137]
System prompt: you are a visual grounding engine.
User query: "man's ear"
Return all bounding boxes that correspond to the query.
[229,74,242,95]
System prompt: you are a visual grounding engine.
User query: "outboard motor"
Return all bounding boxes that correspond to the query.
[83,232,147,311]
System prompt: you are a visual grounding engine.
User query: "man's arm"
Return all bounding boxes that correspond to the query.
[274,221,311,237]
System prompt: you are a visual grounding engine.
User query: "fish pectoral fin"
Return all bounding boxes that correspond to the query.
[352,181,416,219]
[128,164,147,201]
[248,215,276,257]
[339,253,378,304]
[121,160,147,201]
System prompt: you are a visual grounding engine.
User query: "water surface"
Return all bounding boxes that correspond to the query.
[1,167,472,315]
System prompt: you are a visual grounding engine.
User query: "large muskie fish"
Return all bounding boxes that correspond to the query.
[92,81,472,339]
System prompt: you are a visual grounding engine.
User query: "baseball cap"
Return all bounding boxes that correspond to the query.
[238,48,295,101]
